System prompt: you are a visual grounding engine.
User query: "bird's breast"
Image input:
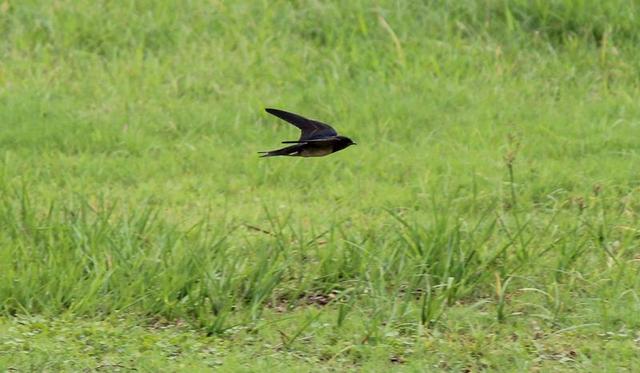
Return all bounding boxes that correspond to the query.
[300,144,333,157]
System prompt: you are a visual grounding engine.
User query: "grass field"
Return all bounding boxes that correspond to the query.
[1,0,640,371]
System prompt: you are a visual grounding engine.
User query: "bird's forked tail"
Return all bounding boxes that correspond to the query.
[258,144,303,157]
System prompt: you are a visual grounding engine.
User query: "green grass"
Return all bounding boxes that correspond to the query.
[1,0,640,371]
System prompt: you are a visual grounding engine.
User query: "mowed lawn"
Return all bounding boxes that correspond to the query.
[1,1,640,371]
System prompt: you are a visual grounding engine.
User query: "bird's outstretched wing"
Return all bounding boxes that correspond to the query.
[265,108,337,141]
[281,138,336,144]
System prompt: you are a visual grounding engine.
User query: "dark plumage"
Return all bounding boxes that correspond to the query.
[259,108,356,158]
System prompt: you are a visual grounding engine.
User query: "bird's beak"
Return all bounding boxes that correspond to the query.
[352,142,357,145]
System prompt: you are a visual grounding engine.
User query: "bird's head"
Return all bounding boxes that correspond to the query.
[338,136,357,147]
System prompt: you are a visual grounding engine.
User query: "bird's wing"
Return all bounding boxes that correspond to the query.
[281,137,337,144]
[265,108,337,141]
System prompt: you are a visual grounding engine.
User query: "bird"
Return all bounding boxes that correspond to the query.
[259,108,356,158]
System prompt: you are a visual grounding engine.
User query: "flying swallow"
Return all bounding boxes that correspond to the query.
[259,108,356,157]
